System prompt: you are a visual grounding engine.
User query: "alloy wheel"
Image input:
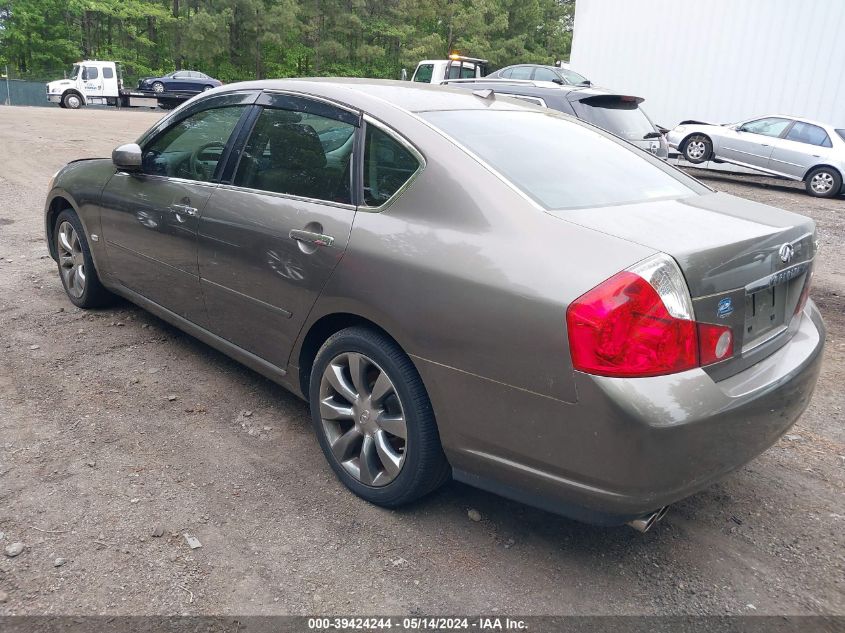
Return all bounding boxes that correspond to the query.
[811,171,834,194]
[57,221,86,299]
[318,352,407,487]
[152,82,165,93]
[686,139,707,161]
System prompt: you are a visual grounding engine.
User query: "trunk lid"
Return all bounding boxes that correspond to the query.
[554,191,817,378]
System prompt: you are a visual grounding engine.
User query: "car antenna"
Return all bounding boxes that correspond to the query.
[472,89,495,100]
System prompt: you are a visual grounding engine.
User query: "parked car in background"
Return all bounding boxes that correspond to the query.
[44,79,824,532]
[443,78,668,158]
[486,63,591,86]
[138,70,222,94]
[668,116,845,198]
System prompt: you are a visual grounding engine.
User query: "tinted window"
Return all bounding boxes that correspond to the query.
[785,121,832,147]
[363,126,420,206]
[837,130,845,142]
[142,106,245,181]
[413,64,434,83]
[571,97,655,141]
[460,64,476,79]
[510,66,533,80]
[102,66,114,79]
[84,66,98,80]
[533,68,560,82]
[499,68,513,79]
[422,110,699,210]
[740,117,791,137]
[234,108,355,203]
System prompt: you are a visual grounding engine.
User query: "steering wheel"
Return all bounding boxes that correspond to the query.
[189,141,226,181]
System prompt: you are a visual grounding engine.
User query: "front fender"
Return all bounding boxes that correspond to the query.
[44,159,116,277]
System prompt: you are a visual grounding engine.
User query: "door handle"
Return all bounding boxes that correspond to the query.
[289,229,334,247]
[169,203,198,217]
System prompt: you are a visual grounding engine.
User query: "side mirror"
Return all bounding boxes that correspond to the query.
[112,143,142,171]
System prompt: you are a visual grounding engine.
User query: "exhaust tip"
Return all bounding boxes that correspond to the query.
[627,506,669,533]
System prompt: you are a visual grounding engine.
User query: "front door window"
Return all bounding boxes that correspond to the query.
[142,106,246,182]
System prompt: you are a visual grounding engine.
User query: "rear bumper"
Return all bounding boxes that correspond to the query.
[419,301,825,525]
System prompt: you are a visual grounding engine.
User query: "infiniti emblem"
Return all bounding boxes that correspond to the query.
[778,243,794,264]
[359,410,371,423]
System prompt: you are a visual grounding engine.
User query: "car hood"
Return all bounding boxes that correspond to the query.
[47,79,76,90]
[550,191,816,297]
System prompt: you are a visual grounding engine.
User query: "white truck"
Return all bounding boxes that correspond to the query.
[409,54,488,83]
[46,60,192,110]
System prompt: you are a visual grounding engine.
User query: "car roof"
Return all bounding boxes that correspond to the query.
[498,63,557,70]
[214,78,539,114]
[723,114,840,130]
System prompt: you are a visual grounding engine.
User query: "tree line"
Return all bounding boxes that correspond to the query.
[0,0,575,83]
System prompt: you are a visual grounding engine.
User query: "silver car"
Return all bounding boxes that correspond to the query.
[667,115,845,198]
[44,80,825,531]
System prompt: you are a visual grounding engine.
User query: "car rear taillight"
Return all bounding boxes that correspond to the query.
[698,322,733,366]
[566,254,733,377]
[794,269,813,316]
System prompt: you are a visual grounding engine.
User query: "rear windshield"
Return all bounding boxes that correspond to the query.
[421,110,700,210]
[571,96,655,141]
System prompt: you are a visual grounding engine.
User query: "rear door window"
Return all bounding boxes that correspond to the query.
[363,125,421,207]
[103,67,114,79]
[234,108,356,204]
[532,68,560,82]
[784,121,832,148]
[509,66,533,80]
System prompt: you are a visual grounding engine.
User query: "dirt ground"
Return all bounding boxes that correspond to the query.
[0,106,842,616]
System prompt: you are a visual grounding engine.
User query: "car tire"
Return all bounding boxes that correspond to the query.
[805,166,842,198]
[309,327,450,507]
[53,209,113,309]
[152,81,165,94]
[683,134,712,164]
[202,85,214,92]
[62,92,82,109]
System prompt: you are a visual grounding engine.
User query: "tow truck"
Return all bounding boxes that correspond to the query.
[408,54,488,83]
[46,60,196,110]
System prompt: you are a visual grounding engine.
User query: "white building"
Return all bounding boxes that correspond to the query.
[570,0,845,129]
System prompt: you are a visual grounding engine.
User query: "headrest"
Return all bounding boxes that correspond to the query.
[268,123,326,170]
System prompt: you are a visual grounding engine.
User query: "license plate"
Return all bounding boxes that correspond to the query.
[745,283,787,343]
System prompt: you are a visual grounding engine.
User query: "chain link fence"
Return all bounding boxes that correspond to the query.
[1,66,70,107]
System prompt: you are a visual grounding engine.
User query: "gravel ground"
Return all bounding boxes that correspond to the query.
[0,106,843,616]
